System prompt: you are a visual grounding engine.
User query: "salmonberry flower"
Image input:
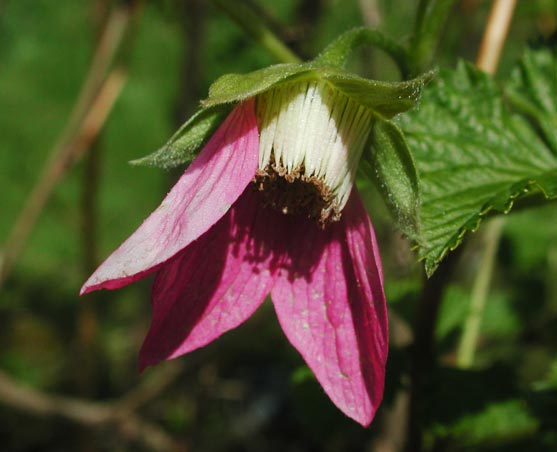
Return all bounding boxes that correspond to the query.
[81,29,430,426]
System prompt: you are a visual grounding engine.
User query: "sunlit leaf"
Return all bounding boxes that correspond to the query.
[400,52,557,276]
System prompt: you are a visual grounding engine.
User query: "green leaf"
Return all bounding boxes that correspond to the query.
[131,104,231,169]
[363,118,420,239]
[432,399,539,446]
[400,55,557,276]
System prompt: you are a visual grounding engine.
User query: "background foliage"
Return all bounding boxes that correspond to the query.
[1,0,556,451]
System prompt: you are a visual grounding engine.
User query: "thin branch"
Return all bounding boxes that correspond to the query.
[51,5,132,152]
[476,0,517,74]
[0,68,127,286]
[0,3,135,287]
[0,368,183,451]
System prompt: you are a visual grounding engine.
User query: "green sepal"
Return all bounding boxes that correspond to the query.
[131,104,231,170]
[203,61,434,118]
[363,118,421,239]
[141,28,433,170]
[323,67,435,118]
[202,62,313,107]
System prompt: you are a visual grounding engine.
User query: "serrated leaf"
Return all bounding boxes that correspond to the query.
[363,118,420,239]
[131,105,231,170]
[400,55,557,276]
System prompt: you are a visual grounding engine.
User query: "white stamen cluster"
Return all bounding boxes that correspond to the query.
[256,80,373,224]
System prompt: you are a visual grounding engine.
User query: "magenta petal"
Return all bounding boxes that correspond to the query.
[139,189,276,370]
[270,189,388,426]
[81,100,259,295]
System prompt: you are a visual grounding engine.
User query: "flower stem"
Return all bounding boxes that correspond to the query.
[211,0,302,64]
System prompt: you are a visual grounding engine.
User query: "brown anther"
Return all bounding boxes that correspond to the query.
[253,160,341,227]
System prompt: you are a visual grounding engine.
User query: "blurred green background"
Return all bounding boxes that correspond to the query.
[1,0,556,451]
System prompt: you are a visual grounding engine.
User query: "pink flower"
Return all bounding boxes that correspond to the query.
[82,82,388,426]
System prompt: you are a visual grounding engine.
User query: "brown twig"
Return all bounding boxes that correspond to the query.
[0,4,134,288]
[476,0,517,74]
[0,368,184,451]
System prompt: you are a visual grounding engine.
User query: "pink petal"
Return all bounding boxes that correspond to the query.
[270,189,388,426]
[139,189,278,370]
[81,100,259,295]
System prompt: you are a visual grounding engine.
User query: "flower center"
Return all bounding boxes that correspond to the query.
[253,158,338,226]
[255,80,373,226]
